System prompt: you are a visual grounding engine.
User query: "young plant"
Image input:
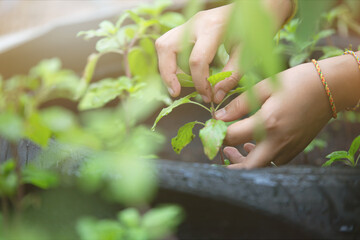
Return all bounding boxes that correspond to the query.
[323,135,360,167]
[77,0,186,111]
[152,70,243,163]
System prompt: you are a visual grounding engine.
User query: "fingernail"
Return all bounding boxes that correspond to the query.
[214,90,225,103]
[167,87,174,96]
[201,95,210,103]
[215,108,226,119]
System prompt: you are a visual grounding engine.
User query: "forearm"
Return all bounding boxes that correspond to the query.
[310,52,360,112]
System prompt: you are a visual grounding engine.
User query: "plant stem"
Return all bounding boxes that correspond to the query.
[211,102,225,165]
[189,101,212,113]
[123,51,131,78]
[210,102,215,118]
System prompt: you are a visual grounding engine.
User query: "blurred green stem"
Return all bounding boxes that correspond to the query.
[212,102,225,165]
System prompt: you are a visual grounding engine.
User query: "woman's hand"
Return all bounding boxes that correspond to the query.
[216,62,333,168]
[216,52,360,169]
[155,4,240,103]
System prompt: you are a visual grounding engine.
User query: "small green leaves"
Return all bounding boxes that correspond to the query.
[323,135,360,167]
[177,73,194,87]
[159,12,185,29]
[152,92,198,131]
[171,121,198,154]
[22,165,58,189]
[128,38,158,77]
[224,159,231,166]
[199,119,227,160]
[348,135,360,157]
[177,71,233,88]
[79,77,132,111]
[0,112,23,142]
[207,71,232,86]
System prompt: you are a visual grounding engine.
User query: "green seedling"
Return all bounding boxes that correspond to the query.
[323,135,360,167]
[152,71,244,163]
[77,0,186,111]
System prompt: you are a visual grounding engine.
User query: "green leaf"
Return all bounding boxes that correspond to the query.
[40,107,76,133]
[319,46,343,60]
[25,113,51,147]
[96,37,120,53]
[199,119,227,160]
[117,208,140,228]
[224,159,230,166]
[326,150,349,160]
[79,77,132,110]
[142,205,184,240]
[349,135,360,157]
[99,20,116,34]
[0,112,23,142]
[207,71,233,86]
[289,52,309,67]
[176,73,194,87]
[159,12,185,29]
[314,29,335,41]
[127,10,143,24]
[115,12,129,29]
[151,92,198,131]
[322,157,349,167]
[171,121,197,154]
[22,165,58,189]
[128,48,155,77]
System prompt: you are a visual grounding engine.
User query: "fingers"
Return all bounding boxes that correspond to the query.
[244,142,255,153]
[224,115,259,146]
[213,48,241,104]
[215,80,272,122]
[155,28,183,97]
[227,140,276,169]
[223,143,256,164]
[223,146,245,164]
[189,36,220,103]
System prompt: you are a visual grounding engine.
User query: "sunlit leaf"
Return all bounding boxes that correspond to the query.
[171,121,197,154]
[348,135,360,157]
[99,20,117,35]
[96,37,120,53]
[151,92,198,131]
[159,12,185,29]
[326,150,349,160]
[142,205,184,240]
[207,71,232,86]
[25,113,51,147]
[176,73,194,87]
[79,77,132,110]
[0,112,23,142]
[199,119,227,160]
[322,157,349,167]
[117,208,140,228]
[40,107,76,133]
[115,12,130,29]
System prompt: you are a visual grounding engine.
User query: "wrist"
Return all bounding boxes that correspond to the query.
[317,52,360,112]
